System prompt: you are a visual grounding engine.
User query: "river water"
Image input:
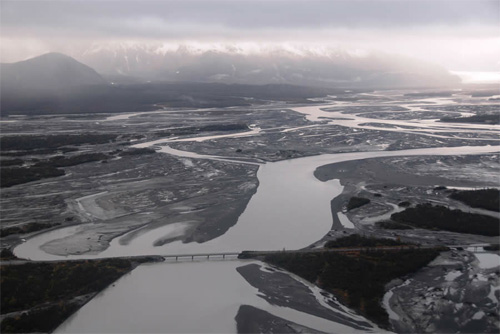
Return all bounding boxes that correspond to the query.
[13,100,500,333]
[54,260,382,334]
[14,145,500,261]
[14,144,499,333]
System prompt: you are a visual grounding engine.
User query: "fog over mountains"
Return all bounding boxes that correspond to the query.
[0,46,462,115]
[76,43,460,88]
[0,52,336,115]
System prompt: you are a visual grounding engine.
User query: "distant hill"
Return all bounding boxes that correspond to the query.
[0,53,106,97]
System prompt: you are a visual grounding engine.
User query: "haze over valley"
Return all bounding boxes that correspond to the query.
[1,1,499,333]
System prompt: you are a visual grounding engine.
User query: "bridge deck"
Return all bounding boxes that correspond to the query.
[158,245,434,261]
[161,252,241,260]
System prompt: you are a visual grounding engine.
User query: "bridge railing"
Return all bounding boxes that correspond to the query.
[161,252,241,261]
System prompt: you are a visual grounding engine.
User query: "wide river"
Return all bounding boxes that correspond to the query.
[14,146,500,261]
[13,100,500,333]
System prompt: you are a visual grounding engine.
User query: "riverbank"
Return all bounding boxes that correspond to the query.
[311,153,500,248]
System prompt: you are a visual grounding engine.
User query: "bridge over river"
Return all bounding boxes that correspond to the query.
[159,244,453,261]
[3,244,493,265]
[157,243,496,261]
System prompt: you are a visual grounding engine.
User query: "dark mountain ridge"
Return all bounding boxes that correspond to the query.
[0,79,344,115]
[1,52,106,97]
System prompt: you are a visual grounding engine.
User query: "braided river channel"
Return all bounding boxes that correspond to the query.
[13,100,500,333]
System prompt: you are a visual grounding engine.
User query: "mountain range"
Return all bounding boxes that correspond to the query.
[0,47,461,114]
[75,43,460,88]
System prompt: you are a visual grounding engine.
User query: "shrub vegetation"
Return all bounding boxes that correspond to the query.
[324,234,407,248]
[375,221,413,230]
[0,259,135,333]
[346,197,371,211]
[0,222,61,238]
[1,166,65,188]
[0,134,117,153]
[118,148,156,156]
[391,203,499,236]
[449,188,499,212]
[264,248,441,327]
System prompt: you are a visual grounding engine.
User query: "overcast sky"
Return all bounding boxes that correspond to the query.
[1,0,499,71]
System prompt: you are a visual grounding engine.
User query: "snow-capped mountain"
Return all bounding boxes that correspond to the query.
[73,43,460,88]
